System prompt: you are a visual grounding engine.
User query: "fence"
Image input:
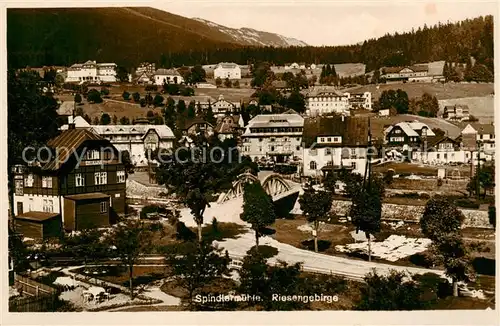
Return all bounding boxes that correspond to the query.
[9,293,59,312]
[14,273,58,297]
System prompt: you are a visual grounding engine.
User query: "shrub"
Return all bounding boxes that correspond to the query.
[246,245,278,259]
[437,178,443,187]
[140,205,161,219]
[145,84,158,92]
[455,199,480,209]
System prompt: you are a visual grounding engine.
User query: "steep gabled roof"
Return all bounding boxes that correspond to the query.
[43,128,104,171]
[303,116,369,147]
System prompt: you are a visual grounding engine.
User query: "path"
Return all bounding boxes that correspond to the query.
[214,231,446,281]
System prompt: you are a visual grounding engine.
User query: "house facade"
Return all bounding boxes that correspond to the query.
[381,65,431,82]
[65,60,117,83]
[302,116,369,178]
[61,117,176,167]
[12,127,127,238]
[305,91,350,116]
[211,95,241,116]
[154,69,184,85]
[411,136,466,164]
[461,123,495,161]
[180,118,215,138]
[344,92,372,110]
[214,63,241,80]
[240,112,304,163]
[384,121,436,148]
[442,105,470,122]
[135,62,156,76]
[215,115,244,141]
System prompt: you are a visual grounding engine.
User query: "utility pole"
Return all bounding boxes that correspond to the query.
[476,140,481,200]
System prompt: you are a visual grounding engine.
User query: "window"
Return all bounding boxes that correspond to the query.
[436,154,440,159]
[43,199,54,213]
[29,198,34,211]
[75,174,85,187]
[94,172,107,185]
[42,176,52,188]
[259,138,263,142]
[100,201,108,213]
[327,137,331,142]
[25,174,34,187]
[270,146,275,152]
[325,148,332,155]
[117,170,126,183]
[85,150,100,160]
[310,161,317,170]
[15,180,23,196]
[351,162,356,169]
[320,137,325,142]
[259,146,262,152]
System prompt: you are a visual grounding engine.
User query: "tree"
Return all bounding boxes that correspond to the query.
[144,93,153,106]
[75,106,84,117]
[8,230,29,273]
[215,77,222,87]
[8,70,59,169]
[106,220,153,299]
[100,113,111,125]
[488,205,495,229]
[238,251,305,310]
[43,68,57,84]
[187,101,196,119]
[224,78,232,88]
[467,164,495,199]
[156,136,245,242]
[417,93,439,117]
[420,197,469,296]
[420,197,465,242]
[119,116,130,125]
[190,65,207,83]
[356,270,428,310]
[93,116,99,125]
[394,89,409,114]
[153,94,164,107]
[122,91,130,101]
[240,182,276,248]
[87,89,103,103]
[116,66,129,82]
[63,229,109,267]
[100,88,110,97]
[350,175,384,261]
[132,92,140,102]
[431,233,473,296]
[74,93,82,104]
[204,102,216,125]
[233,80,240,88]
[468,63,494,82]
[298,186,332,252]
[83,114,92,124]
[166,241,230,310]
[251,62,275,88]
[112,115,118,125]
[286,90,305,113]
[120,150,135,175]
[176,99,187,116]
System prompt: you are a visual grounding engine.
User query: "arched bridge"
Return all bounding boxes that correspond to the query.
[218,172,298,204]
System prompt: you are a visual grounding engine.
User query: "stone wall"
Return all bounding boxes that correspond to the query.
[330,200,492,229]
[126,180,166,199]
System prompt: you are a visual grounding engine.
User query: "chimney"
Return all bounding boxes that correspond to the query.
[68,115,76,129]
[341,115,345,122]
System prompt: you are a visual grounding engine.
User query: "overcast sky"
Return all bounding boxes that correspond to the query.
[156,0,497,46]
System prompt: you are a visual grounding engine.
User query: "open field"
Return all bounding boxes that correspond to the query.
[345,82,494,100]
[75,99,162,120]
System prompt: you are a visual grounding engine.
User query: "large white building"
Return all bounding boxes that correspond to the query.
[345,92,372,110]
[214,63,241,80]
[305,90,350,116]
[461,123,495,161]
[302,116,369,178]
[60,117,175,167]
[65,60,117,83]
[411,136,467,165]
[154,69,184,85]
[240,111,304,163]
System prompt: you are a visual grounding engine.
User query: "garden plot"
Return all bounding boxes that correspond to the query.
[335,235,432,262]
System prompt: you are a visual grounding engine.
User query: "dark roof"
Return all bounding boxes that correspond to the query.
[469,123,495,135]
[383,65,428,74]
[179,117,213,131]
[302,116,370,148]
[65,192,110,201]
[215,115,240,134]
[427,136,459,148]
[43,129,104,171]
[16,211,59,222]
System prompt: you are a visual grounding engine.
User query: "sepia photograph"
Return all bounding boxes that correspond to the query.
[3,0,497,322]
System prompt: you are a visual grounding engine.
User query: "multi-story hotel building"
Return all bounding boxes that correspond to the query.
[240,111,304,163]
[65,60,117,83]
[305,90,350,116]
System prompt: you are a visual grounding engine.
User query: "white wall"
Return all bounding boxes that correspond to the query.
[214,67,241,80]
[13,194,61,215]
[240,135,303,162]
[302,147,367,177]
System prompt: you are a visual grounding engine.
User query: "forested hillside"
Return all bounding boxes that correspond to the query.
[8,7,493,72]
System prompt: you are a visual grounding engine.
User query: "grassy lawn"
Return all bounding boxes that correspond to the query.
[345,82,494,101]
[431,296,494,309]
[373,162,471,178]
